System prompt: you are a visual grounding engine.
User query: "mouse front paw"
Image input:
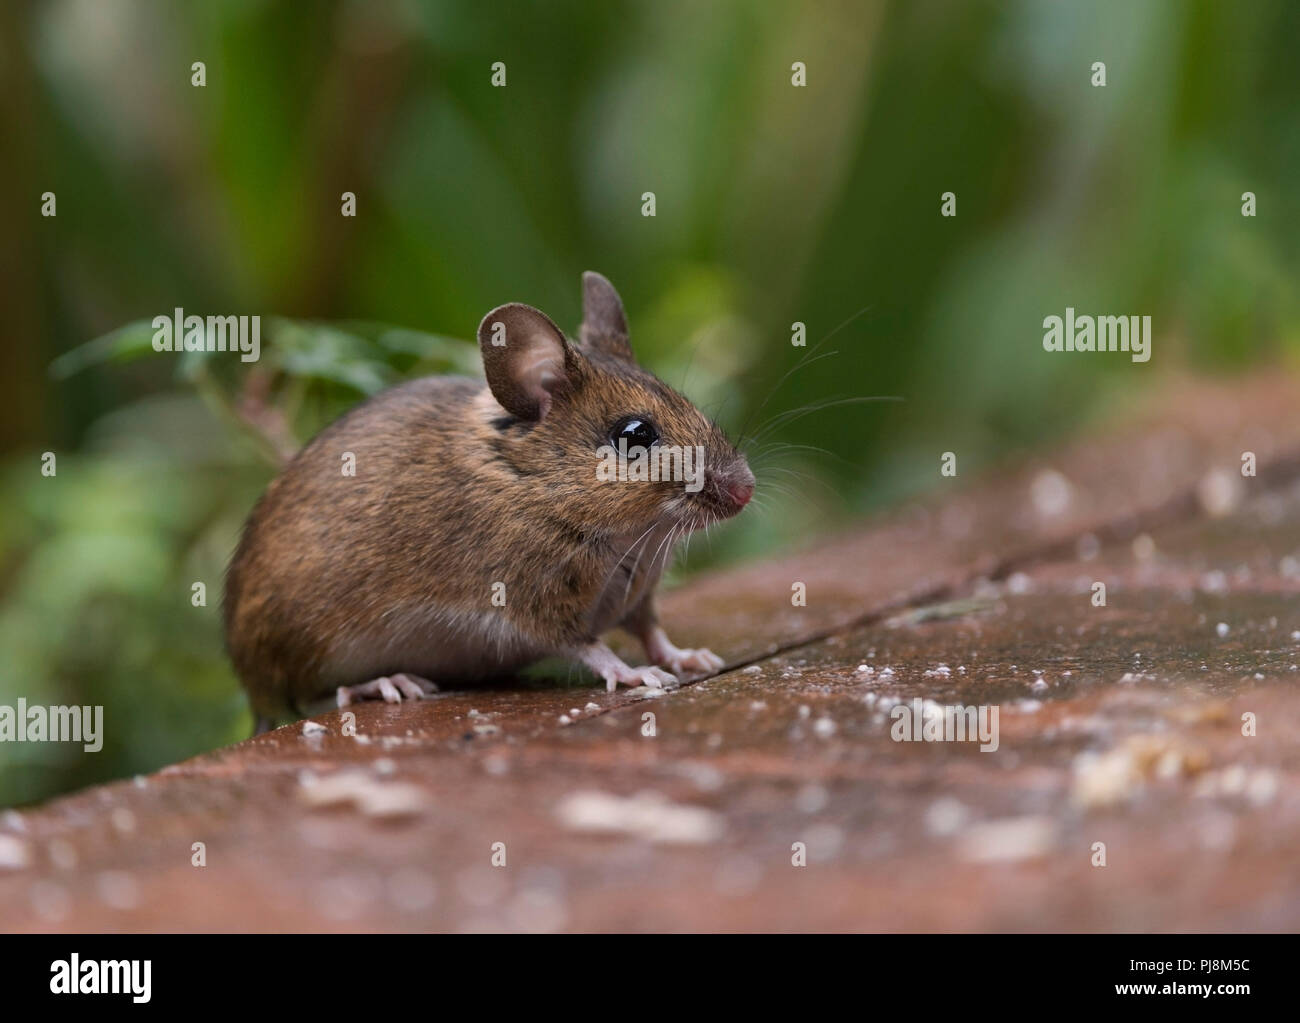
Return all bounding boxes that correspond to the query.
[658,646,725,676]
[644,627,725,677]
[574,642,677,693]
[601,664,677,693]
[336,673,440,707]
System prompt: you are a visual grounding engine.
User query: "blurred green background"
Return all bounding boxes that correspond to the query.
[1,0,1297,806]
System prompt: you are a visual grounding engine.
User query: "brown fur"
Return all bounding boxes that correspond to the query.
[224,273,752,718]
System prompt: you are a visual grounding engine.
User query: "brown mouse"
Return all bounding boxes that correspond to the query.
[224,272,755,730]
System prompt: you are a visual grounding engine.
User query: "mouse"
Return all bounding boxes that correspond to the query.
[223,272,755,731]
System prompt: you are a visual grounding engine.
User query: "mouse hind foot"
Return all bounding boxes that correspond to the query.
[336,673,440,707]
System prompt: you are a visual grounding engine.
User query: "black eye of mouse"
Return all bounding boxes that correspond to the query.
[610,416,659,454]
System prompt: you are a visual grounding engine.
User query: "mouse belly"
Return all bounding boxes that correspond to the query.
[309,603,546,700]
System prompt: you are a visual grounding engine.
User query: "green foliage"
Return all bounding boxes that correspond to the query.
[1,318,475,805]
[2,0,1298,805]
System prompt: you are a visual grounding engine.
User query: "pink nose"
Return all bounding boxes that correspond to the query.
[726,479,754,507]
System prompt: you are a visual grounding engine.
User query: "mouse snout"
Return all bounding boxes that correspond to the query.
[726,475,754,508]
[711,461,755,512]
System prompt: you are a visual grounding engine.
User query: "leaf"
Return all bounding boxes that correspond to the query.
[48,320,159,379]
[376,328,479,373]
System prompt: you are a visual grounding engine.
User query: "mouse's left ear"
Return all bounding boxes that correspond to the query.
[579,271,634,362]
[478,303,579,422]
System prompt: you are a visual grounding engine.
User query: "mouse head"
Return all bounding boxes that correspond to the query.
[477,272,754,537]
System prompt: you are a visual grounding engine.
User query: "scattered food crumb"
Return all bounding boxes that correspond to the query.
[48,838,78,871]
[554,790,724,844]
[109,808,137,834]
[297,770,430,819]
[0,834,31,870]
[925,798,970,836]
[957,816,1055,863]
[1197,468,1241,518]
[795,784,829,813]
[1030,469,1072,518]
[1072,735,1210,809]
[95,870,141,910]
[1163,701,1229,725]
[1200,570,1228,594]
[1007,572,1033,594]
[1196,767,1279,805]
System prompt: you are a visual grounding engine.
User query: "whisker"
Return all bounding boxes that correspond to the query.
[748,394,902,445]
[735,303,876,446]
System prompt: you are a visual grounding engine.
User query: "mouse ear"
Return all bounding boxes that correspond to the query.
[579,271,634,362]
[478,303,577,421]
